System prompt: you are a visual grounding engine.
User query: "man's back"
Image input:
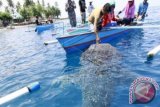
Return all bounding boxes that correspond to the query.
[79,0,86,12]
[138,2,148,15]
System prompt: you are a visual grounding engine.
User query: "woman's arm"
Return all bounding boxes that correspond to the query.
[118,7,125,15]
[94,17,100,44]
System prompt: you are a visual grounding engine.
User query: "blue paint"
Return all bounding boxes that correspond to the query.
[27,82,40,93]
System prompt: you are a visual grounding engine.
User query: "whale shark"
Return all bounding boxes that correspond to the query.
[52,44,135,107]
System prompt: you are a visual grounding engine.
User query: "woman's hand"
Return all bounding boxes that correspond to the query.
[96,36,100,44]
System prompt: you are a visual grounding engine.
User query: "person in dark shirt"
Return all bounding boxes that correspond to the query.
[79,0,86,24]
[35,16,40,25]
[65,0,77,27]
[136,0,149,21]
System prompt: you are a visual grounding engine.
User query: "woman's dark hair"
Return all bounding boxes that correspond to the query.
[103,3,111,13]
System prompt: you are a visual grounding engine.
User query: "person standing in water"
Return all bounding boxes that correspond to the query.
[65,0,77,27]
[136,0,149,21]
[79,0,87,24]
[88,3,111,44]
[117,0,135,25]
[88,1,94,16]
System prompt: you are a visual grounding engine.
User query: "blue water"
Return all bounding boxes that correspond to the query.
[0,6,160,107]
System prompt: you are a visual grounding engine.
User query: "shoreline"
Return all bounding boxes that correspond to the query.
[0,18,69,30]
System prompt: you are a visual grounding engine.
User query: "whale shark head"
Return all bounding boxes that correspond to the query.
[80,44,122,77]
[81,44,121,66]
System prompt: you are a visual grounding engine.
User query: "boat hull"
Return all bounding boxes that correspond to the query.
[57,28,130,53]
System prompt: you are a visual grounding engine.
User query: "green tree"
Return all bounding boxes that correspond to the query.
[51,6,56,17]
[44,7,52,18]
[42,0,45,7]
[7,0,14,8]
[20,7,32,20]
[16,1,21,12]
[0,11,12,27]
[44,5,61,18]
[24,0,35,7]
[37,4,44,13]
[54,8,61,18]
[7,0,14,14]
[37,0,40,5]
[54,2,58,7]
[0,0,2,7]
[5,6,10,13]
[47,3,51,8]
[0,11,12,21]
[19,0,61,20]
[43,3,51,18]
[31,5,42,17]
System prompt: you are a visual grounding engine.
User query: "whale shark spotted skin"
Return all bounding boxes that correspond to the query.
[52,44,134,107]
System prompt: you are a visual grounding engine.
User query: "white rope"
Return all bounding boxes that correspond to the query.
[109,25,160,29]
[62,24,160,31]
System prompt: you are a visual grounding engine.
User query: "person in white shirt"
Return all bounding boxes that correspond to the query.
[88,1,94,16]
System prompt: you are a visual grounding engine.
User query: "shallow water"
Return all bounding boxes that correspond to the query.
[0,6,160,107]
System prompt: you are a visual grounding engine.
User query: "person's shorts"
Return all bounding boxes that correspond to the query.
[81,12,86,20]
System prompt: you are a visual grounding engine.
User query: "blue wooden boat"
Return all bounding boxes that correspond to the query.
[56,23,130,53]
[35,24,54,34]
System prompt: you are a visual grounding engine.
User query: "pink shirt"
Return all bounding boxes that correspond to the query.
[122,3,135,19]
[124,6,135,19]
